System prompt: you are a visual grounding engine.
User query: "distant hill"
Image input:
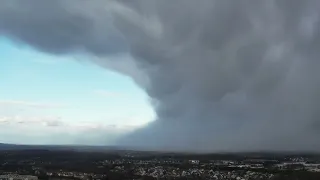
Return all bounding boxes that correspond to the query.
[0,143,47,150]
[0,143,319,158]
[0,143,130,152]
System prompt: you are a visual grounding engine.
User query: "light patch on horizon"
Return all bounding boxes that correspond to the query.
[0,112,140,145]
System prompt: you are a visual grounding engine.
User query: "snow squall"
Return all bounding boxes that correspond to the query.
[1,0,320,152]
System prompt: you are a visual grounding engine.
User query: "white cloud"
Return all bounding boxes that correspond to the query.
[0,115,137,145]
[92,89,124,98]
[0,117,138,145]
[68,122,137,132]
[0,100,66,109]
[0,117,10,123]
[29,59,58,64]
[0,115,136,132]
[0,115,63,126]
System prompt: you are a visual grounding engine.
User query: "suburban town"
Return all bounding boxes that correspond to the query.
[0,148,320,180]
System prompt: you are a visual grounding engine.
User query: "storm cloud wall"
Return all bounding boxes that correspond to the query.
[1,0,320,152]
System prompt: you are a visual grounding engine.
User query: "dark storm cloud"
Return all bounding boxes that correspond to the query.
[1,0,320,152]
[0,0,127,54]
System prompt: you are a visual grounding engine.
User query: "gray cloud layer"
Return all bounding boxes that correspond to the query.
[1,0,320,152]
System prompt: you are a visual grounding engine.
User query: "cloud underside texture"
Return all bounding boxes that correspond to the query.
[1,0,320,152]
